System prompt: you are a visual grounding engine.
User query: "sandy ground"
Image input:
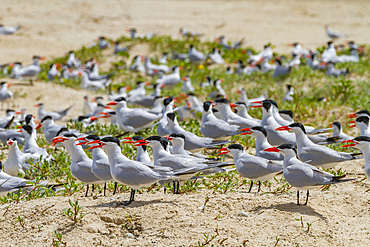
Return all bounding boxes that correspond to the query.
[0,0,369,246]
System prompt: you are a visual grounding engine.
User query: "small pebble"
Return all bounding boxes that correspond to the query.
[237,211,248,217]
[124,233,135,239]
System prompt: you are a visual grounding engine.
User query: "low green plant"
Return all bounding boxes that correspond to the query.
[52,230,66,247]
[64,199,89,223]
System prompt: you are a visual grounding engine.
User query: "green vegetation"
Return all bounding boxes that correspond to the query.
[0,33,368,205]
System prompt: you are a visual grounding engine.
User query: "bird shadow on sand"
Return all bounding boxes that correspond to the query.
[251,202,327,222]
[87,199,180,209]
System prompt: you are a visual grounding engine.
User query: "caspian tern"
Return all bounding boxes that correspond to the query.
[188,45,206,63]
[240,126,283,160]
[200,101,240,140]
[130,55,145,72]
[166,112,227,152]
[124,136,153,166]
[156,66,181,87]
[215,36,243,50]
[264,144,355,205]
[47,63,61,81]
[325,25,347,40]
[0,82,13,108]
[208,48,224,64]
[0,161,31,196]
[232,101,260,122]
[351,116,370,137]
[275,123,362,168]
[114,42,131,55]
[289,42,309,57]
[283,84,294,102]
[21,125,51,160]
[4,138,30,176]
[107,97,160,132]
[218,144,283,193]
[330,121,354,141]
[89,136,184,204]
[144,57,170,75]
[66,51,81,69]
[213,98,260,128]
[10,56,45,79]
[0,24,21,35]
[98,36,109,49]
[179,28,203,38]
[273,57,291,78]
[255,100,296,145]
[108,86,129,101]
[324,62,349,77]
[34,103,73,121]
[157,97,175,136]
[159,52,168,64]
[37,116,69,144]
[52,133,103,196]
[237,88,266,107]
[76,135,112,196]
[181,76,195,92]
[127,83,162,108]
[321,41,337,63]
[80,71,112,90]
[209,79,226,99]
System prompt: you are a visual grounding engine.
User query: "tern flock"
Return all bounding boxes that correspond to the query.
[0,25,368,207]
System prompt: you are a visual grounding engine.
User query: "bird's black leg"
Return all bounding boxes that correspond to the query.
[257,181,261,193]
[176,181,180,194]
[164,183,167,194]
[104,183,107,197]
[113,182,118,195]
[297,190,300,205]
[91,184,95,196]
[173,181,176,194]
[248,181,254,193]
[304,190,309,206]
[130,189,136,202]
[85,184,89,197]
[124,189,135,205]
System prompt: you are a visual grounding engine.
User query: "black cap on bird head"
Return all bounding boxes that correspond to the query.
[227,144,244,151]
[100,136,120,147]
[41,116,52,123]
[235,101,247,107]
[279,110,293,119]
[56,127,69,137]
[114,97,126,102]
[25,114,33,124]
[356,110,370,116]
[163,97,173,106]
[332,121,341,130]
[250,126,267,137]
[169,133,185,140]
[145,136,162,142]
[356,116,369,125]
[288,122,306,134]
[85,135,100,141]
[21,125,33,136]
[286,84,293,90]
[277,143,297,154]
[203,101,212,112]
[62,132,78,139]
[166,112,176,122]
